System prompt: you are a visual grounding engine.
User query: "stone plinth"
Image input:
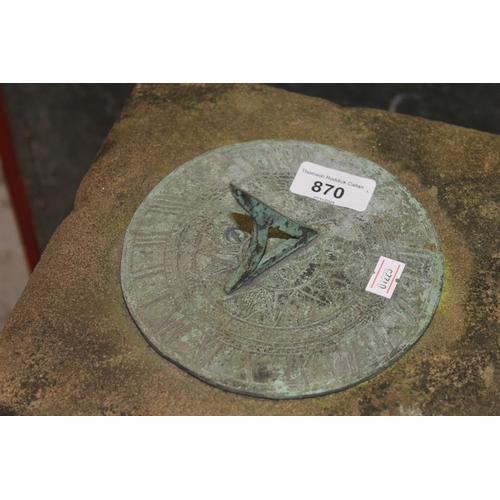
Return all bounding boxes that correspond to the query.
[1,84,499,415]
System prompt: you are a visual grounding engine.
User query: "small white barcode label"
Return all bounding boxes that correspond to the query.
[366,257,405,299]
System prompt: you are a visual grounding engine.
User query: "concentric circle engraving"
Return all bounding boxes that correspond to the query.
[121,140,443,398]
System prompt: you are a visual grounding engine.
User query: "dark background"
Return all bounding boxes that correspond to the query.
[3,83,500,257]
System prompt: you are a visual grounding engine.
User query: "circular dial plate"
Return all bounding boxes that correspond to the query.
[121,140,443,398]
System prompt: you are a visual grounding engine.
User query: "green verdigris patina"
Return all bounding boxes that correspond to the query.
[120,140,443,399]
[224,184,319,294]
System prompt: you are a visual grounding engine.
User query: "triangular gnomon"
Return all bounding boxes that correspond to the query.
[224,184,319,294]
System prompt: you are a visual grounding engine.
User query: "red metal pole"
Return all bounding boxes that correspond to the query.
[0,86,40,271]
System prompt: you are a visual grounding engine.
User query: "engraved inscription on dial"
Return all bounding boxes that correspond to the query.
[191,204,370,330]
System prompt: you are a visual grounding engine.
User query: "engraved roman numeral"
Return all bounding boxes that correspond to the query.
[392,295,419,320]
[161,317,192,344]
[286,354,310,386]
[139,292,170,308]
[155,305,193,344]
[333,339,360,379]
[360,326,394,356]
[322,346,337,377]
[193,335,224,368]
[131,264,165,279]
[397,273,432,287]
[235,152,257,172]
[261,148,291,173]
[134,231,170,246]
[273,148,295,172]
[389,300,412,325]
[149,198,192,215]
[397,235,434,247]
[246,351,253,383]
[397,249,433,260]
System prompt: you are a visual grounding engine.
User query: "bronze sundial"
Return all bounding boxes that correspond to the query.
[121,140,443,399]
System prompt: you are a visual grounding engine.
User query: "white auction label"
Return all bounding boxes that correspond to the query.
[290,161,376,211]
[365,256,406,299]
